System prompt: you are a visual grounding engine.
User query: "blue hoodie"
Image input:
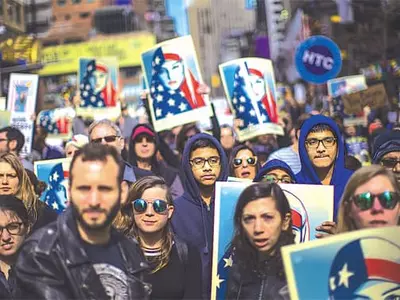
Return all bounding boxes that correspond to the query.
[171,133,228,299]
[253,159,296,182]
[296,115,353,220]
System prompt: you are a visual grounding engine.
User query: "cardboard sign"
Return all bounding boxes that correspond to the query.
[342,84,387,114]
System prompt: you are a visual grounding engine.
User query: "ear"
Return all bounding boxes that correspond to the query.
[282,212,291,231]
[8,140,17,152]
[118,137,125,152]
[167,205,174,219]
[120,181,129,206]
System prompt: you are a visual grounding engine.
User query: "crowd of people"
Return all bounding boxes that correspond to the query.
[0,82,399,300]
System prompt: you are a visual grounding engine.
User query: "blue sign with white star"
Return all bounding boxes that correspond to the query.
[295,35,342,84]
[282,226,400,300]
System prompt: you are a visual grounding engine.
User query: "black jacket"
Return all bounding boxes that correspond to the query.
[14,208,151,300]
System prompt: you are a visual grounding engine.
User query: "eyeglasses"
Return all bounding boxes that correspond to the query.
[132,199,169,214]
[352,191,399,211]
[91,135,120,144]
[190,156,220,169]
[233,157,257,168]
[380,158,400,169]
[305,137,336,149]
[0,222,24,236]
[262,174,294,184]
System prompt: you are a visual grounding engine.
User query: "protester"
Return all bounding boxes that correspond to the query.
[220,125,237,159]
[115,176,202,299]
[0,195,30,300]
[0,127,33,171]
[65,134,89,158]
[337,165,400,233]
[88,119,152,183]
[253,159,296,183]
[128,124,184,198]
[171,133,228,299]
[296,115,353,220]
[32,125,64,160]
[15,143,151,299]
[225,183,293,299]
[372,129,400,183]
[229,145,260,180]
[0,153,57,232]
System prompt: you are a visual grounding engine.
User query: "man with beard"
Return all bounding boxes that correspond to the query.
[14,144,151,299]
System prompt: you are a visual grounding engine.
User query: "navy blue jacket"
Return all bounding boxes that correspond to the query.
[253,159,296,182]
[171,133,228,299]
[296,115,353,220]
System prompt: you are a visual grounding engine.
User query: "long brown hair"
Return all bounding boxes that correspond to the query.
[0,153,39,223]
[337,165,400,233]
[114,176,174,273]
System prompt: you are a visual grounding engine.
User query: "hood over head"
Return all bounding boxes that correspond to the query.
[372,130,400,163]
[128,123,158,167]
[253,159,296,182]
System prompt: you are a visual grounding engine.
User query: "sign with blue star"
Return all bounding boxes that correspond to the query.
[36,107,75,141]
[211,182,334,300]
[34,158,71,214]
[282,226,400,300]
[141,35,212,132]
[219,58,284,142]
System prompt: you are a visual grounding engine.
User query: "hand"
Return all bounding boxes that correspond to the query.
[196,84,210,95]
[315,221,336,239]
[140,90,149,100]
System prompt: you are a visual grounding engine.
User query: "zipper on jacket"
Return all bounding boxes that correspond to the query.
[258,276,267,300]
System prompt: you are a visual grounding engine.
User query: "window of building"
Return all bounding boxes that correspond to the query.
[15,4,21,24]
[80,12,90,19]
[64,38,84,44]
[72,0,81,4]
[65,14,71,20]
[57,0,66,6]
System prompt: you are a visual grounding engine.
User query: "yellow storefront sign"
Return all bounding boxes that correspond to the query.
[39,32,156,76]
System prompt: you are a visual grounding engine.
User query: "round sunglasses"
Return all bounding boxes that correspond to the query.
[351,191,399,211]
[233,157,257,167]
[132,199,169,214]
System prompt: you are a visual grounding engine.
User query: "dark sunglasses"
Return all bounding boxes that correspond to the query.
[132,199,169,214]
[233,157,257,167]
[92,135,119,144]
[352,191,399,211]
[380,158,400,169]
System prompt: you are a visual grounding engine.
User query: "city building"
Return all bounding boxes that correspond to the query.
[25,0,52,36]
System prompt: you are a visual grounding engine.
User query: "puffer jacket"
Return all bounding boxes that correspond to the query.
[14,208,151,300]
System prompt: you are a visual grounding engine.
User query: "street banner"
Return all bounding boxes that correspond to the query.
[211,182,334,299]
[141,35,212,132]
[34,158,71,214]
[282,226,400,300]
[7,73,39,156]
[219,58,283,142]
[36,107,75,141]
[77,57,121,120]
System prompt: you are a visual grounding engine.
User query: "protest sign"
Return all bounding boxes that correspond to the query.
[282,226,399,300]
[345,136,371,166]
[37,107,75,140]
[342,84,387,114]
[7,73,38,156]
[141,35,212,132]
[35,158,71,214]
[219,58,283,141]
[0,97,6,110]
[77,57,121,120]
[327,75,367,98]
[211,182,334,299]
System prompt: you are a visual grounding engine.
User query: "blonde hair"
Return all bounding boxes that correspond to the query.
[114,176,174,273]
[0,153,40,223]
[336,165,400,233]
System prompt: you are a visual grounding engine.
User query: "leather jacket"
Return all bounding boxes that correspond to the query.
[14,208,151,300]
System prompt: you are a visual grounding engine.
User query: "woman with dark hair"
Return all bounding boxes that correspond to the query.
[229,145,260,180]
[0,195,30,299]
[226,183,294,300]
[114,176,202,300]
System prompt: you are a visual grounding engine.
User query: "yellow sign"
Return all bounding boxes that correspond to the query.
[0,36,41,64]
[39,32,156,76]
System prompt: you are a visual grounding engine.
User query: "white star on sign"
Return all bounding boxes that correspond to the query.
[52,201,59,210]
[261,114,267,122]
[232,98,238,104]
[85,84,90,91]
[223,255,233,268]
[155,56,161,65]
[97,102,103,107]
[239,105,245,113]
[156,94,163,102]
[53,171,59,182]
[157,85,164,92]
[179,102,187,111]
[329,276,337,291]
[87,65,93,71]
[249,109,256,116]
[168,98,175,106]
[151,86,156,93]
[83,91,88,97]
[169,90,175,95]
[90,96,96,103]
[338,263,354,288]
[214,274,224,289]
[239,96,246,103]
[166,112,174,118]
[156,108,162,117]
[180,91,185,97]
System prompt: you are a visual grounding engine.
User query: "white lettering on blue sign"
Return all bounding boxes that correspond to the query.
[302,50,334,70]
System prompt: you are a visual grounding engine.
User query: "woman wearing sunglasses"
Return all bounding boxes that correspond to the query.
[115,176,202,300]
[337,165,400,233]
[0,195,30,299]
[253,159,296,184]
[229,145,260,180]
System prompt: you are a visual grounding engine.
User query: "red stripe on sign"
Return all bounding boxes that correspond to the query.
[63,171,69,178]
[291,209,302,228]
[365,258,400,283]
[164,53,181,61]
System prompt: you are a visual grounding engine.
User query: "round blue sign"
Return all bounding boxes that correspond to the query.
[295,35,342,84]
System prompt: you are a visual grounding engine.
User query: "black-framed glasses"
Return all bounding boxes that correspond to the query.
[380,158,400,169]
[0,222,24,236]
[352,191,399,211]
[91,135,120,144]
[190,156,220,169]
[262,174,294,184]
[233,157,257,168]
[132,199,169,214]
[305,137,336,149]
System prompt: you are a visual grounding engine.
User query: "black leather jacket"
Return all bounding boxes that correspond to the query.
[14,208,151,300]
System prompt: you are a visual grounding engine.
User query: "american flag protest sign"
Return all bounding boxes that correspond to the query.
[36,107,75,141]
[141,35,212,132]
